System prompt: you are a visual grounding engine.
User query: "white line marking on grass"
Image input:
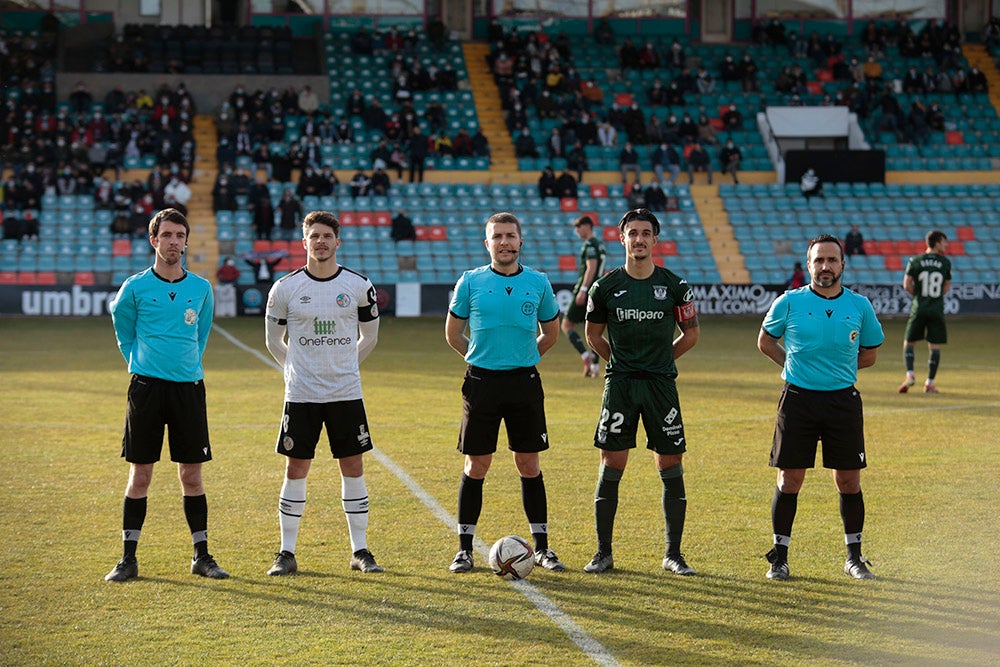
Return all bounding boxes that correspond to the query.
[214,323,621,667]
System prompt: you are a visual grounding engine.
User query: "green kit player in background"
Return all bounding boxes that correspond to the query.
[899,230,951,394]
[583,208,700,575]
[562,215,606,377]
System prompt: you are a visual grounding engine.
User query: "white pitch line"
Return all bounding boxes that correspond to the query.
[214,323,621,667]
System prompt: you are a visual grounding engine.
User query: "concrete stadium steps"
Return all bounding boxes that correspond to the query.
[188,114,219,278]
[691,184,749,284]
[463,42,517,173]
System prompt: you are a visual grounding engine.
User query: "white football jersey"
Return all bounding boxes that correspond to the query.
[266,266,379,403]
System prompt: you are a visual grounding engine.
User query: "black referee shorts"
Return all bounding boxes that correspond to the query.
[769,383,867,470]
[457,365,550,456]
[122,374,212,464]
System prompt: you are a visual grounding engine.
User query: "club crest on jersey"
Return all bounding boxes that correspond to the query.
[653,285,668,300]
[521,302,536,316]
[282,436,294,451]
[336,293,352,308]
[184,308,197,325]
[357,425,371,446]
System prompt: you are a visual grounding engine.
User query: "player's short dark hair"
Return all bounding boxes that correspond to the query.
[148,208,189,238]
[926,229,947,248]
[303,210,341,236]
[807,233,844,260]
[574,215,594,228]
[618,208,660,235]
[486,211,522,235]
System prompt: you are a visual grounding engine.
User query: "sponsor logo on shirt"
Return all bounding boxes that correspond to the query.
[336,293,352,308]
[616,308,665,321]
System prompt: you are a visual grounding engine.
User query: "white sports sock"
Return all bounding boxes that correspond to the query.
[342,475,369,553]
[278,477,307,554]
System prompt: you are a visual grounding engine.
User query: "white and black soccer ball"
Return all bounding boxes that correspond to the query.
[488,535,535,580]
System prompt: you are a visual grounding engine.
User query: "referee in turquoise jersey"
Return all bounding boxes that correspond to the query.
[105,208,228,582]
[758,234,884,582]
[445,212,565,575]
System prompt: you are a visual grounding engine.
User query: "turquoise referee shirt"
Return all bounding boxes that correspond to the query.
[761,286,884,391]
[449,265,559,371]
[111,268,214,382]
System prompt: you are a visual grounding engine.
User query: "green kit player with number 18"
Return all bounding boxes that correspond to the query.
[899,230,951,394]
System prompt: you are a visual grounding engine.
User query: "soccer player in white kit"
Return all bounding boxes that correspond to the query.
[264,210,383,575]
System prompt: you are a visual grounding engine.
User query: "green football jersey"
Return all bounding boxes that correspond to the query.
[586,265,695,377]
[905,252,951,316]
[574,236,607,294]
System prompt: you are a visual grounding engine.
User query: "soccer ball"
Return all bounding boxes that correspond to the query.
[488,535,535,580]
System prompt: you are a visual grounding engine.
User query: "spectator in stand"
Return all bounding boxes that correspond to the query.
[597,119,617,148]
[845,224,866,256]
[696,67,715,94]
[788,261,806,288]
[638,41,660,69]
[719,139,742,184]
[652,142,680,185]
[351,27,374,55]
[722,104,744,131]
[369,167,391,196]
[619,37,639,71]
[407,126,429,182]
[595,18,614,45]
[740,52,760,92]
[800,168,823,200]
[926,102,945,132]
[391,209,416,242]
[250,184,275,241]
[619,141,640,185]
[566,140,588,183]
[906,100,931,145]
[968,66,988,93]
[863,56,883,83]
[211,174,237,213]
[666,39,686,69]
[69,81,93,114]
[217,257,241,284]
[163,173,191,216]
[556,168,578,198]
[452,128,473,157]
[349,170,370,198]
[471,128,491,163]
[538,166,558,198]
[719,53,741,83]
[626,178,646,209]
[297,85,319,116]
[644,180,667,211]
[515,127,540,158]
[345,89,366,117]
[277,189,303,240]
[545,127,563,159]
[686,140,712,184]
[697,114,719,147]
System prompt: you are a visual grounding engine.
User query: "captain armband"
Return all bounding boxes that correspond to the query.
[673,301,697,323]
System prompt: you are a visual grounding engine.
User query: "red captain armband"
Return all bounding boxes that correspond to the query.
[673,301,697,323]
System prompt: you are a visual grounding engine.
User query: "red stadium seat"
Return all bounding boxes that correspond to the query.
[590,184,608,198]
[560,198,579,212]
[0,271,17,284]
[876,240,894,255]
[414,227,429,240]
[16,271,38,284]
[862,240,878,255]
[428,225,447,240]
[112,239,132,256]
[340,211,357,225]
[36,272,57,285]
[945,131,964,145]
[602,227,620,242]
[253,240,271,253]
[356,211,375,226]
[374,211,392,226]
[806,81,823,95]
[74,271,95,285]
[956,225,975,241]
[884,256,903,270]
[558,255,576,271]
[579,211,600,226]
[949,240,965,255]
[656,240,678,256]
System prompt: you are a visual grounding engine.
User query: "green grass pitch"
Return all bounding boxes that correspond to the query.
[1,315,998,666]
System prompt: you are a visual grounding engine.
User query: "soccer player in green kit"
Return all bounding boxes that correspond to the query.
[899,230,951,394]
[583,208,700,575]
[561,215,606,377]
